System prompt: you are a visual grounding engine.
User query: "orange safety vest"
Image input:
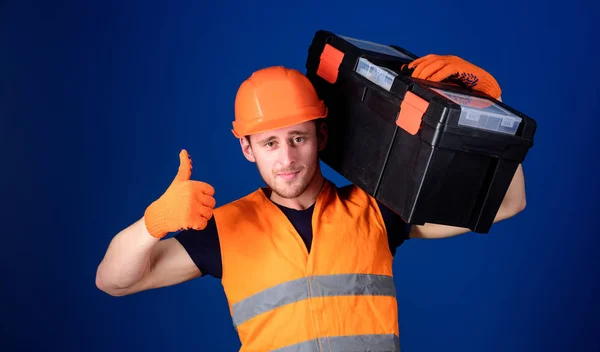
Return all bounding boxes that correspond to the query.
[213,180,400,351]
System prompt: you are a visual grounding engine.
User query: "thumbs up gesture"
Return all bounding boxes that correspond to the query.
[143,150,216,238]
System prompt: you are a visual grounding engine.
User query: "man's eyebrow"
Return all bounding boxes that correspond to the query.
[288,130,309,136]
[256,136,276,145]
[256,131,309,145]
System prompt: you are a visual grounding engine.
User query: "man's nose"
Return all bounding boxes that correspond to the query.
[278,143,296,166]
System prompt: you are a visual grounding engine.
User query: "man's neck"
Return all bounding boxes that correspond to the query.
[270,172,326,211]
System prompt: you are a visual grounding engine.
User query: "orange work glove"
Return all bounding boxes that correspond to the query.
[143,149,216,238]
[403,54,502,99]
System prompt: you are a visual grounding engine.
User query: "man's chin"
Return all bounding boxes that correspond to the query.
[271,179,307,199]
[273,186,303,199]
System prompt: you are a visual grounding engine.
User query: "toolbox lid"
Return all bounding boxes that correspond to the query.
[340,36,415,60]
[431,88,523,136]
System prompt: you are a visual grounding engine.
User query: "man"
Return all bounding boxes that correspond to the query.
[96,55,526,351]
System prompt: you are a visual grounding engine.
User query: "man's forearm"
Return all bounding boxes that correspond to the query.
[96,217,160,295]
[410,163,526,239]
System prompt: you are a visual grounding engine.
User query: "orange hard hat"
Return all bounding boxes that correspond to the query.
[231,66,327,138]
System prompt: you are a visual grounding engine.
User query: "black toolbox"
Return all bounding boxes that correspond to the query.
[305,30,536,233]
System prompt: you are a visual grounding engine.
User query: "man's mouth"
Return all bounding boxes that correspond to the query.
[277,170,300,181]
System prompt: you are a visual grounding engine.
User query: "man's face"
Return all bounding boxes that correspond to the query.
[241,120,326,199]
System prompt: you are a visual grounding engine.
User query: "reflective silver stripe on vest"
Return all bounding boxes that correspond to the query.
[272,333,400,352]
[232,274,396,328]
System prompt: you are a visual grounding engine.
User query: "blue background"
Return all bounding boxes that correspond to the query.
[1,0,598,351]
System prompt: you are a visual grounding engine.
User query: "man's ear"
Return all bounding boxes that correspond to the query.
[240,136,256,162]
[318,121,328,152]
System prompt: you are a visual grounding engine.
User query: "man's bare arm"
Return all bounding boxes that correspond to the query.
[95,217,201,296]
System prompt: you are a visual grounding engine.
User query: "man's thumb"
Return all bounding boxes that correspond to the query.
[173,149,192,182]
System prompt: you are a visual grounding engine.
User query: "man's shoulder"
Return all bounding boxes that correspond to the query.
[335,182,375,203]
[214,188,266,215]
[333,183,410,241]
[334,182,398,215]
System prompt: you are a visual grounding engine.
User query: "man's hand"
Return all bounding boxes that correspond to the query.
[403,54,502,99]
[143,149,216,238]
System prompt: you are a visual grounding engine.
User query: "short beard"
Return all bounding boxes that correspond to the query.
[266,163,317,199]
[271,177,310,199]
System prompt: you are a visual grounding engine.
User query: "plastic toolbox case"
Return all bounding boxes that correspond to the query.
[305,30,536,233]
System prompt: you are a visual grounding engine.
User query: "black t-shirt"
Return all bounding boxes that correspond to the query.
[174,187,410,279]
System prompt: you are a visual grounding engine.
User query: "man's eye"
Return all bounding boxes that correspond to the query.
[265,141,275,147]
[294,137,305,143]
